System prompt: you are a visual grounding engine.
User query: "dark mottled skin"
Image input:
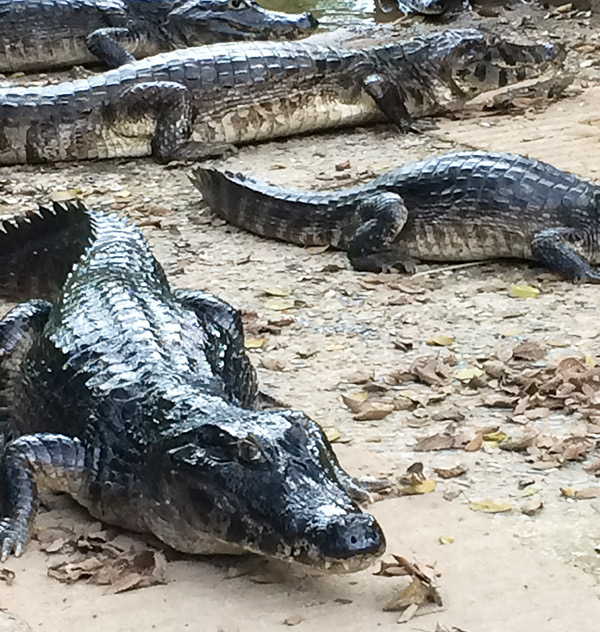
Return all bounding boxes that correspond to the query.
[0,29,562,164]
[191,151,600,282]
[0,202,384,571]
[0,0,317,72]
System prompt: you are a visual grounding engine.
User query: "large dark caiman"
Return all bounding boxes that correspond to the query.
[0,202,385,571]
[0,0,317,73]
[191,151,600,282]
[0,28,563,165]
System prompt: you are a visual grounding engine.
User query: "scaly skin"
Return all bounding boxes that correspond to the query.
[190,151,600,282]
[0,29,563,164]
[0,202,385,571]
[0,0,317,72]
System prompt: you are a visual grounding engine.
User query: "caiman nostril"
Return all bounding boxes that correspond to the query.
[323,513,386,560]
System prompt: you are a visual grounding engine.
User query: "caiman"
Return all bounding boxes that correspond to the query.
[0,202,385,571]
[0,0,317,73]
[191,151,600,282]
[0,28,563,165]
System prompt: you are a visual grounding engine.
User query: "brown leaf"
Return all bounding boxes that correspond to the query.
[584,458,600,476]
[414,432,455,452]
[354,402,394,421]
[561,486,600,499]
[384,577,443,612]
[465,433,483,452]
[512,341,546,361]
[482,360,507,378]
[409,355,451,386]
[433,465,467,479]
[499,431,537,452]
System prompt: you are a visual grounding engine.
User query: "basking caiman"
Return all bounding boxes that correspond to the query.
[0,0,317,73]
[0,202,385,571]
[0,28,563,164]
[191,151,600,282]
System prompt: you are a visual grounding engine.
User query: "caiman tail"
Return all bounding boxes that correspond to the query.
[191,167,360,247]
[0,202,93,302]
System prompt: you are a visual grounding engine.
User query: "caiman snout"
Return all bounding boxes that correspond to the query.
[322,513,386,564]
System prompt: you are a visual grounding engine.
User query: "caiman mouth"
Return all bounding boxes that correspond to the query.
[212,13,318,40]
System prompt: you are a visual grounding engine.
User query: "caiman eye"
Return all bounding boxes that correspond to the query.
[228,0,246,9]
[190,425,266,465]
[236,434,266,464]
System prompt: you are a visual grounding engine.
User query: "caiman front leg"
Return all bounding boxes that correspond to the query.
[362,74,414,133]
[118,82,235,163]
[0,434,87,559]
[346,192,416,273]
[174,290,257,407]
[86,27,137,67]
[530,227,600,283]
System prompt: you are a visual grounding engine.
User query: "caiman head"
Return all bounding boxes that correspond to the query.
[166,0,318,44]
[149,407,385,573]
[379,28,564,109]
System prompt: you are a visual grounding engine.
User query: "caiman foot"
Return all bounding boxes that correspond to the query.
[531,227,600,283]
[346,192,413,272]
[0,434,86,560]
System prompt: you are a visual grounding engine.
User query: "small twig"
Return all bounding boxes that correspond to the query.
[411,260,488,279]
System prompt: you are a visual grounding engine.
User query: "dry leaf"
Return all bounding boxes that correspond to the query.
[260,356,286,371]
[521,499,543,516]
[512,341,546,361]
[433,465,467,479]
[414,432,455,452]
[465,433,483,452]
[584,458,600,476]
[262,298,295,311]
[455,367,484,381]
[341,391,369,413]
[561,486,600,499]
[510,284,540,299]
[244,337,266,349]
[0,568,15,585]
[384,577,443,612]
[427,334,455,347]
[354,402,394,421]
[469,500,512,513]
[261,286,288,297]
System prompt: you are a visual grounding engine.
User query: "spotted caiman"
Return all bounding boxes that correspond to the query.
[0,28,563,165]
[0,0,317,73]
[191,151,600,282]
[0,202,385,571]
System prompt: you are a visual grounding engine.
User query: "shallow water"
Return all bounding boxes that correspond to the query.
[261,0,376,26]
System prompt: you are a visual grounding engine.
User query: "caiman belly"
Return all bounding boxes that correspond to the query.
[193,89,383,145]
[404,218,534,262]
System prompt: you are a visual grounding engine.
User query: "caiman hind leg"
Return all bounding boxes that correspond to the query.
[174,290,258,407]
[346,192,415,273]
[117,82,235,163]
[530,227,600,283]
[0,433,87,559]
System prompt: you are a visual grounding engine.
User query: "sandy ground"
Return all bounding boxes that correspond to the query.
[1,4,600,632]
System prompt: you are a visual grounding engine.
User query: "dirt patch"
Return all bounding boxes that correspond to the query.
[1,4,600,632]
